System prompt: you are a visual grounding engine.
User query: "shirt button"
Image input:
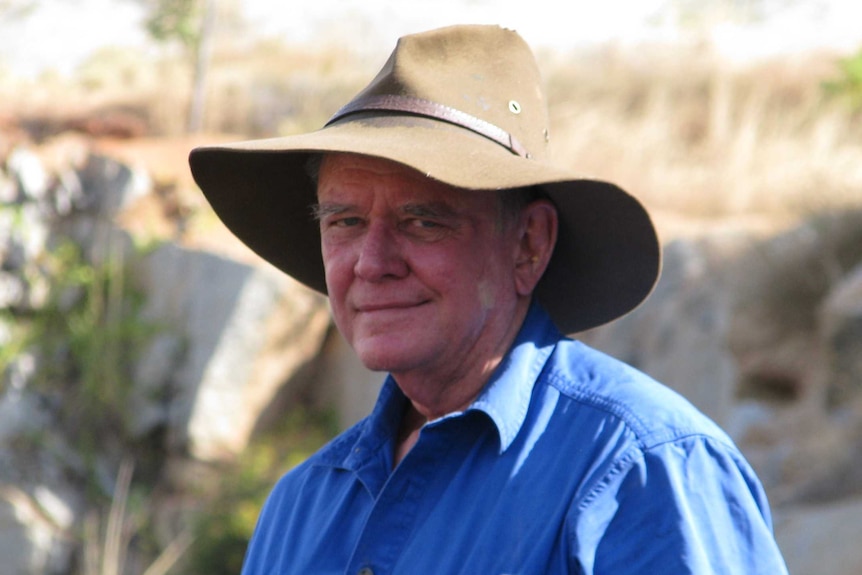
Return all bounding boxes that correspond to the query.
[358,568,374,575]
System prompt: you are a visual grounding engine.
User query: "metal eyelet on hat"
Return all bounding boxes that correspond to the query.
[508,100,521,114]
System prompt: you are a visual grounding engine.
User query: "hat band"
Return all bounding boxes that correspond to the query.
[326,94,531,158]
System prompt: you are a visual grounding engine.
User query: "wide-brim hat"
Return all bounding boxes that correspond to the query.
[189,24,661,334]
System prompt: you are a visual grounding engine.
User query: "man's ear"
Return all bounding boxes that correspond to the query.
[513,199,558,297]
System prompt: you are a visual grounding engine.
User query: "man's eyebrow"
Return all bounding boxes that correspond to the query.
[310,202,351,221]
[310,200,461,221]
[401,201,459,219]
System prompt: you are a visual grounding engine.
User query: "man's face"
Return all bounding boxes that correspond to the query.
[316,153,525,381]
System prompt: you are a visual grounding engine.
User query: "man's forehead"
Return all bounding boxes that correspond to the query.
[316,154,494,209]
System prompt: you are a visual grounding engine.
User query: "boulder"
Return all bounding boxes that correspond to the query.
[820,264,862,408]
[580,235,742,426]
[314,328,384,430]
[6,147,49,202]
[0,487,53,575]
[74,152,150,218]
[131,243,332,461]
[775,496,862,575]
[0,484,76,575]
[0,401,80,575]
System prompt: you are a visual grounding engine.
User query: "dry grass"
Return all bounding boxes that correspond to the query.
[540,44,862,222]
[3,38,861,230]
[83,458,192,575]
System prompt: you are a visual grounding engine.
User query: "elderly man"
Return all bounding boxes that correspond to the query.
[190,24,788,575]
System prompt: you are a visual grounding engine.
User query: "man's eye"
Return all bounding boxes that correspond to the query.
[407,219,441,229]
[334,216,362,227]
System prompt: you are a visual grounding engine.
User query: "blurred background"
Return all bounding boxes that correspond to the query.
[2,1,862,573]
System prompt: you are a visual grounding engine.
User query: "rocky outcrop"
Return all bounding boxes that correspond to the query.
[1,137,861,574]
[581,236,741,425]
[775,496,862,574]
[130,243,332,461]
[0,141,355,572]
[821,264,862,408]
[1,143,104,574]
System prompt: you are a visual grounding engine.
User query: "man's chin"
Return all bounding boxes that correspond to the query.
[353,341,425,375]
[355,353,407,374]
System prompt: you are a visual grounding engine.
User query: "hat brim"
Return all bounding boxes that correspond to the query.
[189,114,661,334]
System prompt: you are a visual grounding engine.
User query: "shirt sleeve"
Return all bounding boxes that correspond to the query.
[568,434,789,575]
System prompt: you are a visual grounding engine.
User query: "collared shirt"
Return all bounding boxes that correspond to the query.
[241,303,788,574]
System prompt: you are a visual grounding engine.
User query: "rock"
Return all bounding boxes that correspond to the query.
[0,383,48,441]
[0,271,25,309]
[74,153,151,218]
[820,264,862,408]
[128,332,187,438]
[580,236,740,426]
[775,496,862,575]
[0,170,16,203]
[314,328,384,430]
[3,203,51,272]
[0,484,77,575]
[131,243,332,461]
[0,395,81,575]
[725,216,844,408]
[6,147,49,202]
[52,168,84,216]
[0,487,47,575]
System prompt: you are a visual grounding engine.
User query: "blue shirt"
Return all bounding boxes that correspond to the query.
[242,304,788,574]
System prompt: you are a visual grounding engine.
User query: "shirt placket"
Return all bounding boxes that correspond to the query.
[344,422,453,575]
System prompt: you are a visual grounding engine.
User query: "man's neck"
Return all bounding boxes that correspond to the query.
[393,402,426,467]
[390,300,532,466]
[395,299,530,417]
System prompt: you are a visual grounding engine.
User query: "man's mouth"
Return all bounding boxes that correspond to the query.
[356,300,429,313]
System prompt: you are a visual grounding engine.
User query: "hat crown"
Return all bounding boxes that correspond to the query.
[354,25,551,161]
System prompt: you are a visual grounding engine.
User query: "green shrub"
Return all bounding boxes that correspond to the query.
[4,239,157,458]
[822,47,862,113]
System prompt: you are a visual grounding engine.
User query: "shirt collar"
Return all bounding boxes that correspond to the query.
[342,374,406,471]
[466,301,559,453]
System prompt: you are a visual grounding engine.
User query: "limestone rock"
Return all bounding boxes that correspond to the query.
[775,496,862,575]
[315,328,384,430]
[74,152,150,218]
[580,236,741,426]
[820,264,862,408]
[131,243,332,461]
[6,147,50,202]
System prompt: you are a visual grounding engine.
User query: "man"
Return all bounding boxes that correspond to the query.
[190,24,788,574]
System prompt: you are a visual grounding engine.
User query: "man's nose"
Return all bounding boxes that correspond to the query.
[354,221,408,281]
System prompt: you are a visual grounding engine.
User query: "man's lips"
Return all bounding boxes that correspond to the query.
[354,300,429,313]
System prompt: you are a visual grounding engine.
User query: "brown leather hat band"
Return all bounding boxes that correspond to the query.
[326,94,531,159]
